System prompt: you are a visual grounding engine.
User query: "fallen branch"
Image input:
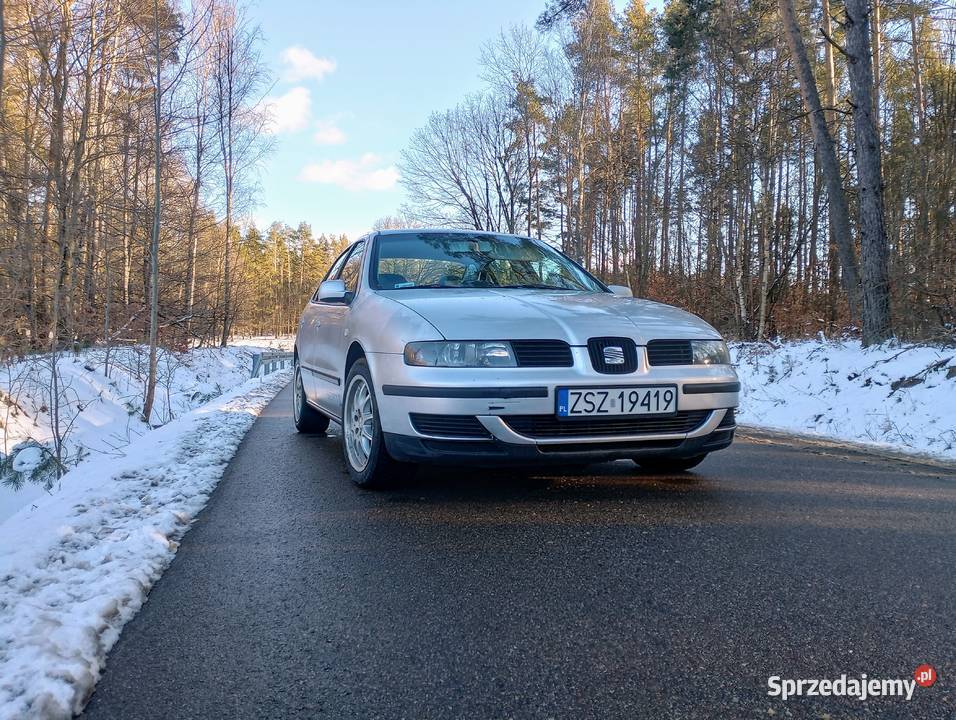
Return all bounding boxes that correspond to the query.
[889,358,953,394]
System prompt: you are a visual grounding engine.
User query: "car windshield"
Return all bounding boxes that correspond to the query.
[372,232,605,292]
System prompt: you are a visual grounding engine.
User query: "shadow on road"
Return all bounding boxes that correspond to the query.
[399,461,712,502]
[279,402,956,535]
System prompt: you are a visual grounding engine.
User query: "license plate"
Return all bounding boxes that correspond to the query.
[556,386,678,418]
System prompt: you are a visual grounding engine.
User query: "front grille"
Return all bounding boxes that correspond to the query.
[410,413,489,439]
[587,337,638,374]
[503,410,710,439]
[511,340,574,367]
[717,408,736,428]
[646,339,693,366]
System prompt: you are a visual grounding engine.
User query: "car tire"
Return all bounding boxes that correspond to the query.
[342,359,414,488]
[634,454,707,472]
[293,363,330,434]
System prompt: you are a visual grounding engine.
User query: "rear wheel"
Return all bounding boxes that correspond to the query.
[293,363,330,434]
[634,454,707,472]
[342,359,414,488]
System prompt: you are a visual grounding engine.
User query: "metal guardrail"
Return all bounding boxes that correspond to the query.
[251,351,294,378]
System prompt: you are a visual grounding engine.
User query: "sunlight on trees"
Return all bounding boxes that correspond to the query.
[399,0,955,343]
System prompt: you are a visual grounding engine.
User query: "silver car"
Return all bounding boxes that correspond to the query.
[293,229,739,487]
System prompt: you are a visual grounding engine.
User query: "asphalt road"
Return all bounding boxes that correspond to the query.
[82,383,955,720]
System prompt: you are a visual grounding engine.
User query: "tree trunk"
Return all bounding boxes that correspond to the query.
[660,91,673,273]
[185,99,207,341]
[221,182,233,346]
[871,0,881,136]
[143,0,162,424]
[844,0,892,344]
[0,0,5,116]
[777,0,862,320]
[909,13,926,137]
[757,80,778,340]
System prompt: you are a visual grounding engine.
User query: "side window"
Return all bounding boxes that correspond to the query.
[338,240,366,294]
[312,246,354,302]
[325,247,353,282]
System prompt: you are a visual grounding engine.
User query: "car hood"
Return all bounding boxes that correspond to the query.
[380,289,721,345]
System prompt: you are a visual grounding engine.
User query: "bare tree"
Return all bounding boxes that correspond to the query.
[843,0,892,344]
[211,0,268,347]
[183,0,216,340]
[778,0,862,319]
[400,94,525,232]
[142,0,165,424]
[143,0,210,422]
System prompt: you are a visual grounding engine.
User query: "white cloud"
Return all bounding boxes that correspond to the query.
[263,87,311,134]
[298,153,400,192]
[313,119,346,145]
[281,46,336,82]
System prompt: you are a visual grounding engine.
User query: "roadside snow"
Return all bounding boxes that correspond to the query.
[230,335,295,352]
[0,370,290,720]
[0,341,292,522]
[732,339,956,461]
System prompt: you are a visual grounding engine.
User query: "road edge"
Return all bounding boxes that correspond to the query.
[737,425,956,472]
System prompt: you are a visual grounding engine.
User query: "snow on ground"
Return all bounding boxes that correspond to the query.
[0,369,290,720]
[0,339,293,522]
[230,335,295,352]
[732,338,956,461]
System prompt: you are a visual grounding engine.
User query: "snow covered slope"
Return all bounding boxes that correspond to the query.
[732,339,956,461]
[0,340,291,522]
[0,370,290,720]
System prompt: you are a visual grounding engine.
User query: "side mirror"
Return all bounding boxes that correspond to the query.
[318,279,347,302]
[608,284,633,298]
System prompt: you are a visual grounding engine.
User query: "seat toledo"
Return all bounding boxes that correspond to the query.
[294,229,739,487]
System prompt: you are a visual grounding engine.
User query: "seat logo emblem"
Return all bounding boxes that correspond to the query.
[603,346,625,365]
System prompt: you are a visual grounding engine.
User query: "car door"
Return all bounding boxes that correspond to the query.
[298,244,354,401]
[310,239,367,416]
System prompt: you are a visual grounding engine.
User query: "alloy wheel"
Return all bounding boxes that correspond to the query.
[344,374,374,471]
[293,367,303,423]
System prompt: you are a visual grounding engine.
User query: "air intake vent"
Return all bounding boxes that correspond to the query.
[410,414,489,439]
[646,340,693,366]
[510,340,574,367]
[587,337,638,374]
[503,410,709,439]
[717,408,736,428]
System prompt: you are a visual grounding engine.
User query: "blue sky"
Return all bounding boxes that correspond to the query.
[252,0,558,241]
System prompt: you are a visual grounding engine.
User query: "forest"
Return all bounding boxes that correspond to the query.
[0,0,287,355]
[0,0,953,381]
[400,0,955,343]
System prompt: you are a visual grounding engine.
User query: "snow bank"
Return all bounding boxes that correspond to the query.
[230,335,295,352]
[0,370,290,720]
[732,339,956,460]
[0,341,292,522]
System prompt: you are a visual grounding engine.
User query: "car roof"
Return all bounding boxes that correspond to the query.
[372,227,537,241]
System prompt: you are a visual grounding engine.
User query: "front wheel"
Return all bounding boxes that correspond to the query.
[633,454,708,472]
[342,359,413,488]
[293,363,330,434]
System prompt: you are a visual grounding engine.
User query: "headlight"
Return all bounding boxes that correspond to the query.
[691,340,731,365]
[404,341,518,368]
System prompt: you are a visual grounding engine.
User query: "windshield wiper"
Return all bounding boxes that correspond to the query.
[386,282,580,291]
[387,283,461,289]
[498,283,580,290]
[388,282,499,289]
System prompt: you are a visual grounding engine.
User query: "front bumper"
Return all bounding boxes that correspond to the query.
[368,350,738,465]
[384,424,735,466]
